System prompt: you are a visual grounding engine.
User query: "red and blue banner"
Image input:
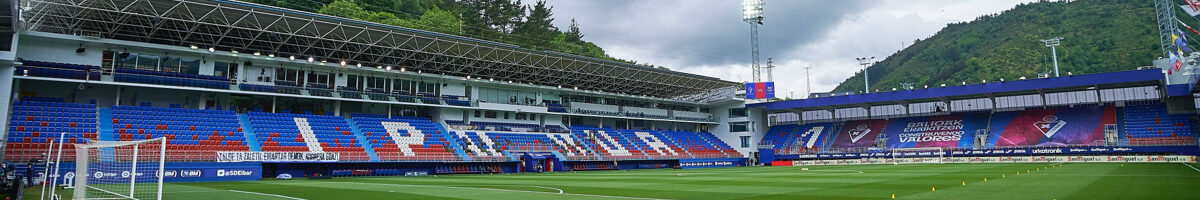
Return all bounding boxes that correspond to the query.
[884,114,989,149]
[745,82,775,99]
[830,119,889,148]
[987,106,1115,147]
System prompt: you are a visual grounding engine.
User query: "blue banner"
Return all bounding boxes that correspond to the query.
[43,162,262,184]
[774,146,1200,160]
[679,158,746,169]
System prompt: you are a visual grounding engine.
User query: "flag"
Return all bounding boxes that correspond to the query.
[1182,4,1200,16]
[1170,53,1183,75]
[1175,30,1194,54]
[1190,0,1200,11]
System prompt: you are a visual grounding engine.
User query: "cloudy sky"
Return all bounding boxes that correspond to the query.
[537,0,1045,99]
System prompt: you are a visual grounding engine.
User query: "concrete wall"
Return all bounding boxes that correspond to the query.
[15,40,104,66]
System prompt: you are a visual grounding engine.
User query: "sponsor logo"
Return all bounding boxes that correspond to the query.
[180,170,202,177]
[1032,149,1063,154]
[848,124,872,143]
[217,169,254,177]
[159,170,178,178]
[94,171,116,179]
[1033,115,1067,138]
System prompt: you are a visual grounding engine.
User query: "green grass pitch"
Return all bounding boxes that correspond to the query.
[27,163,1200,199]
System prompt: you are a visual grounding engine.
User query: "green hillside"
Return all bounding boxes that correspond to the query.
[833,0,1161,93]
[241,0,665,68]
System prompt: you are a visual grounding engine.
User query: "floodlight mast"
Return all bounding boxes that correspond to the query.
[1040,37,1063,77]
[743,0,765,83]
[857,57,875,93]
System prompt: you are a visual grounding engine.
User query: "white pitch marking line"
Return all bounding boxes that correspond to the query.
[228,190,308,200]
[1183,163,1200,174]
[334,182,663,200]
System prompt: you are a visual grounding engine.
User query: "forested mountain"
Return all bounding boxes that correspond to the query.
[242,0,658,67]
[832,0,1161,92]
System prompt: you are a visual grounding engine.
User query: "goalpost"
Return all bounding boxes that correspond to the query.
[71,138,166,200]
[891,147,945,165]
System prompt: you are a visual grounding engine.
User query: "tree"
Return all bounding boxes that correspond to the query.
[514,0,556,49]
[417,6,462,34]
[565,18,584,44]
[318,0,373,20]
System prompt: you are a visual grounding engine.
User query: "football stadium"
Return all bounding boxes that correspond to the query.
[0,0,1195,199]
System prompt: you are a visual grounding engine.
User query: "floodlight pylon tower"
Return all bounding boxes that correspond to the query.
[857,57,875,93]
[1040,37,1063,77]
[1156,0,1179,58]
[743,0,765,83]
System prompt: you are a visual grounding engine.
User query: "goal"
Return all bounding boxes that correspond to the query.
[891,147,945,165]
[71,138,166,200]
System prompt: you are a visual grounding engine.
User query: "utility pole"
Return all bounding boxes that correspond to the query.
[1041,37,1063,77]
[856,57,875,93]
[765,58,775,82]
[804,65,812,97]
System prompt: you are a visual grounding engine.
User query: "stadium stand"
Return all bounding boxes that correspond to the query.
[114,67,230,89]
[617,129,688,159]
[1124,103,1197,146]
[350,115,459,161]
[571,127,648,160]
[248,112,370,161]
[546,103,568,113]
[5,98,97,162]
[449,130,506,161]
[442,95,472,107]
[111,105,249,161]
[307,83,334,97]
[661,131,732,158]
[16,59,100,80]
[760,124,798,153]
[271,81,303,95]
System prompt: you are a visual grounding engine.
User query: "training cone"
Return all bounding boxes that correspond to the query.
[932,187,936,191]
[984,177,988,181]
[892,194,895,199]
[1002,174,1006,178]
[962,181,966,186]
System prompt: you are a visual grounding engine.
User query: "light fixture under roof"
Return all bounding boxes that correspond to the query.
[400,67,406,72]
[289,55,296,60]
[269,54,276,58]
[253,52,261,56]
[385,66,392,71]
[340,60,347,66]
[308,57,314,62]
[190,45,198,49]
[207,47,215,53]
[355,63,362,68]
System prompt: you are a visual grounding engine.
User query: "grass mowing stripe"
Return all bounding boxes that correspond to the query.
[22,163,1200,199]
[227,190,307,200]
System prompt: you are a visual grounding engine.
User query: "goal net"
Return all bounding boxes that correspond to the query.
[891,147,945,164]
[72,138,165,200]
